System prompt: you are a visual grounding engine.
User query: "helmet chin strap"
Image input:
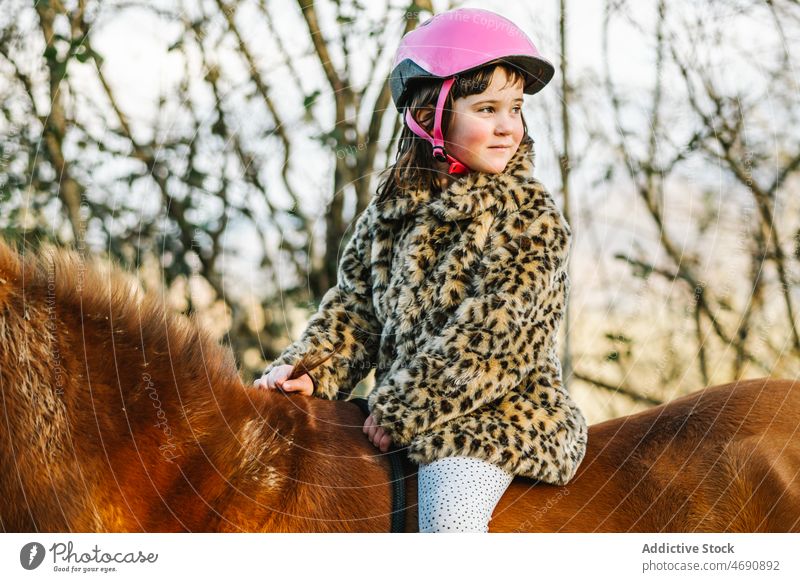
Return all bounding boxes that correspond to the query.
[404,77,470,175]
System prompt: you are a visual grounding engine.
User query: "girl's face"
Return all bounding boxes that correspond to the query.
[445,67,525,174]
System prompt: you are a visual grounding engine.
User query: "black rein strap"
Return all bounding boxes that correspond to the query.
[350,397,406,533]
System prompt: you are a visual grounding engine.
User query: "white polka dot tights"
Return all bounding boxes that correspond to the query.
[417,455,514,533]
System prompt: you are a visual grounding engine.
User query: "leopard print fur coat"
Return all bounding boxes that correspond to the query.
[263,134,588,484]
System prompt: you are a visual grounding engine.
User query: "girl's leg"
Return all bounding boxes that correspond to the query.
[417,455,513,533]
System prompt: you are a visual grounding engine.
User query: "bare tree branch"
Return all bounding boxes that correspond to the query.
[571,371,663,406]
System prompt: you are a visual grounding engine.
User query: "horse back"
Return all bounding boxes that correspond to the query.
[492,378,800,532]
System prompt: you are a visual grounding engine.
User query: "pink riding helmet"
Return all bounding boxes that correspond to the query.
[390,8,554,174]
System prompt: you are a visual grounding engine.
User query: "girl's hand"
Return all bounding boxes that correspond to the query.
[254,364,314,397]
[363,414,393,452]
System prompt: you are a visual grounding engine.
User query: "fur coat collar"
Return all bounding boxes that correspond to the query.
[375,134,537,222]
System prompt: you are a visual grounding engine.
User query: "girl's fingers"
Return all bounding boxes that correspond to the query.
[364,415,392,451]
[278,380,312,396]
[373,428,385,448]
[276,368,292,387]
[255,365,294,391]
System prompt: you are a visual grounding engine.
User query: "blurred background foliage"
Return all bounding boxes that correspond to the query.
[1,0,799,422]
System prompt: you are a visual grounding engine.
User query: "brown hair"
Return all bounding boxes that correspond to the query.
[376,63,529,203]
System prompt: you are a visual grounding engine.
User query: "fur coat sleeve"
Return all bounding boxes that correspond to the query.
[367,197,572,447]
[262,209,380,400]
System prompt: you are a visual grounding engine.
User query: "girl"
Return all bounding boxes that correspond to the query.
[256,7,588,532]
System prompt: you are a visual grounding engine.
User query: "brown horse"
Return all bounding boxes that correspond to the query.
[1,241,798,532]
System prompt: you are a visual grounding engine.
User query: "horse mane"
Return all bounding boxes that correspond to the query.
[0,239,242,393]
